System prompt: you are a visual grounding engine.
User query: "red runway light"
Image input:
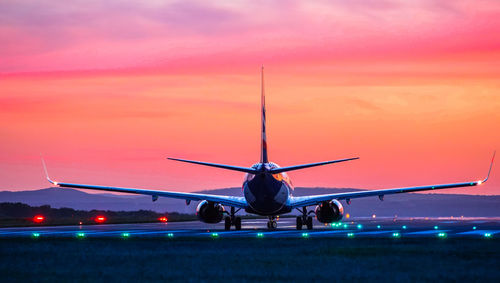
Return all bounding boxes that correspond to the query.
[159,216,168,222]
[33,215,45,223]
[95,216,107,223]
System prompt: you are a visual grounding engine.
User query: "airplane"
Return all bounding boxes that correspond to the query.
[42,67,495,230]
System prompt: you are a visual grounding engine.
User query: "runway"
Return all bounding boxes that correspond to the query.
[1,217,499,239]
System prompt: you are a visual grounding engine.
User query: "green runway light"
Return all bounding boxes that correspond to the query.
[437,232,447,238]
[167,233,174,238]
[343,224,348,229]
[473,226,477,230]
[392,232,400,238]
[347,233,354,238]
[121,233,130,238]
[402,225,407,229]
[76,232,85,238]
[32,233,40,238]
[256,232,264,238]
[434,226,439,230]
[211,233,219,238]
[331,222,342,228]
[377,225,381,229]
[301,233,309,238]
[484,233,492,238]
[357,224,363,230]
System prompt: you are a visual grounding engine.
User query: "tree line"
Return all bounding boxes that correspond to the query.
[0,202,196,227]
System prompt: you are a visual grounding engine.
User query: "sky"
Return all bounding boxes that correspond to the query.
[1,0,499,195]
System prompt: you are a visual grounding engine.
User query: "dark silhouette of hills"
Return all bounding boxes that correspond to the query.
[0,187,498,217]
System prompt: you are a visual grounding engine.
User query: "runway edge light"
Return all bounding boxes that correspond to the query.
[95,216,106,223]
[33,215,45,223]
[437,232,447,238]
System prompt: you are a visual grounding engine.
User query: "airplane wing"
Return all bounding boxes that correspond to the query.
[290,152,495,208]
[41,160,246,208]
[48,180,247,208]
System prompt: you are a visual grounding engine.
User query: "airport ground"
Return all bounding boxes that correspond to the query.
[1,237,499,282]
[1,218,499,282]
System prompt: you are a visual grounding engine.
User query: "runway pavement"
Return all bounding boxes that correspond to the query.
[1,217,499,239]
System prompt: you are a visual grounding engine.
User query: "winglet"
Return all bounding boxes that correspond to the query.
[41,156,58,185]
[481,150,495,183]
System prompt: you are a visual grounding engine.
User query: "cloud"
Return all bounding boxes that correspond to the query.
[0,0,499,73]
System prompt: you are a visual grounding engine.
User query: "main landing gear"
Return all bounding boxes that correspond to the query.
[296,207,313,230]
[224,207,242,231]
[267,216,278,229]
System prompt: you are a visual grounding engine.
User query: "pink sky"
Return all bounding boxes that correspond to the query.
[1,0,499,195]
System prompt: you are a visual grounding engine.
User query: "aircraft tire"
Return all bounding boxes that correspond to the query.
[234,217,242,230]
[306,216,313,230]
[224,216,231,231]
[271,220,277,229]
[296,217,303,230]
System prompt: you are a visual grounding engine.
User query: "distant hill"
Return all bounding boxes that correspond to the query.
[0,187,499,217]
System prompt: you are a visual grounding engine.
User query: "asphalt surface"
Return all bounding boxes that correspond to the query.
[1,217,499,239]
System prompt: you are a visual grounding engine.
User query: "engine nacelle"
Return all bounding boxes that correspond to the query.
[315,199,344,223]
[196,200,225,223]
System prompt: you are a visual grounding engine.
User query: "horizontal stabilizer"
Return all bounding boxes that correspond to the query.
[167,157,260,174]
[269,157,359,174]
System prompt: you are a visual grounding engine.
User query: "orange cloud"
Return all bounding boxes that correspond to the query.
[0,1,499,194]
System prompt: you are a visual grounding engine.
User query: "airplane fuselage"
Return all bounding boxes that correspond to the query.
[243,162,293,215]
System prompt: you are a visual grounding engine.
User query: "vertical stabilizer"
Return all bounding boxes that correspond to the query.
[260,66,269,163]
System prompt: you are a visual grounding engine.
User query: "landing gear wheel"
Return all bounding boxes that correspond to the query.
[306,216,313,230]
[267,220,277,230]
[234,217,242,230]
[224,216,231,231]
[270,221,277,229]
[296,217,303,230]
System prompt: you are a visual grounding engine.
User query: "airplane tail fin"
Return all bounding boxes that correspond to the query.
[261,66,268,163]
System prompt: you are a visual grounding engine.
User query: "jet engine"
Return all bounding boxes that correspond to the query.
[196,200,225,223]
[315,199,344,223]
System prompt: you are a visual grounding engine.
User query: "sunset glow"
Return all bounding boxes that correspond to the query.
[1,1,499,194]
